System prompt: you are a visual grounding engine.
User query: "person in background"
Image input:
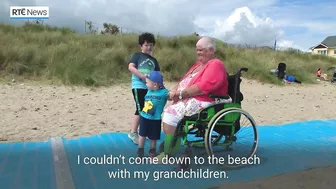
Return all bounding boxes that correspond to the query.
[284,74,301,84]
[316,68,328,81]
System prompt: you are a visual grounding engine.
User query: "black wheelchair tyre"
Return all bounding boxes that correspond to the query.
[204,107,258,169]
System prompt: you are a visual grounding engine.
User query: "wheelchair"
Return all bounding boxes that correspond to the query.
[159,68,258,169]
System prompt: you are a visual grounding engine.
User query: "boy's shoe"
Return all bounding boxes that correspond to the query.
[128,132,139,144]
[137,148,144,158]
[148,148,157,158]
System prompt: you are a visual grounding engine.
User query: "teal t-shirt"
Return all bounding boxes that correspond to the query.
[129,52,160,89]
[140,88,169,120]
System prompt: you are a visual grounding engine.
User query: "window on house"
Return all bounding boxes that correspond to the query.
[334,50,336,54]
[317,50,327,55]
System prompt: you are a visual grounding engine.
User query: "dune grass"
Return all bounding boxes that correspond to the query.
[0,23,335,86]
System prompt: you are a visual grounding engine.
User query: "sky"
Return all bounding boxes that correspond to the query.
[1,0,336,51]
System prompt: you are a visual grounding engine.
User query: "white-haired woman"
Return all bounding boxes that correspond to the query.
[157,36,229,160]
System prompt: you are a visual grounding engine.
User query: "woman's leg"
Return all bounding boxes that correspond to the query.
[158,99,215,158]
[162,122,181,155]
[163,122,176,134]
[158,102,185,157]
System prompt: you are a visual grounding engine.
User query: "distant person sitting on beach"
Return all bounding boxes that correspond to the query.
[316,68,328,81]
[284,74,301,84]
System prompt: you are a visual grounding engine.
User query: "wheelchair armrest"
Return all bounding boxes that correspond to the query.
[209,94,231,99]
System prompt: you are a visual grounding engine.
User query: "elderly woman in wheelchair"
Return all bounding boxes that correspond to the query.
[156,37,258,168]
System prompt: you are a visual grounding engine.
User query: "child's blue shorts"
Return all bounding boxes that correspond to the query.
[139,116,161,140]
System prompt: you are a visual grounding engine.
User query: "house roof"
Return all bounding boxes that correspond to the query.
[321,35,336,47]
[311,35,336,49]
[310,43,328,49]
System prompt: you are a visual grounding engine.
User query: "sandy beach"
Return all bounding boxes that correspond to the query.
[0,79,335,188]
[1,79,334,142]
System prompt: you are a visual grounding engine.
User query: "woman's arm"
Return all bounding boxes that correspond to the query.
[175,61,226,99]
[172,62,201,95]
[171,84,178,92]
[180,85,203,99]
[194,60,226,94]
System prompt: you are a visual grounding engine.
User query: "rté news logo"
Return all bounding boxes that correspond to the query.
[10,6,49,20]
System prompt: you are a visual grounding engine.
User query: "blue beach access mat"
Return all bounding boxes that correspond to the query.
[1,119,336,189]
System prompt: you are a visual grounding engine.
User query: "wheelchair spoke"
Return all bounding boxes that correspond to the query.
[181,105,259,169]
[205,108,258,169]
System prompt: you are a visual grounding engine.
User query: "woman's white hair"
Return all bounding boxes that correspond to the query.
[199,36,216,52]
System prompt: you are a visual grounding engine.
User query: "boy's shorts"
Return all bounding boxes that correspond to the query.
[139,116,161,140]
[132,89,148,115]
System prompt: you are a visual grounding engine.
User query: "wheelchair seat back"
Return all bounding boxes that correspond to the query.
[227,73,244,104]
[180,68,247,136]
[197,70,244,121]
[198,69,246,135]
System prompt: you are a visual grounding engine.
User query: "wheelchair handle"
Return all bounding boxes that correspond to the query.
[209,67,248,101]
[232,67,248,78]
[240,67,248,72]
[232,67,247,103]
[235,67,248,75]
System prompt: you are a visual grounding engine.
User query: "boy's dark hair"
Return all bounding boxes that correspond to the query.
[138,32,156,46]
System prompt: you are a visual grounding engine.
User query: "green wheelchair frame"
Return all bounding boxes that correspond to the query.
[159,68,258,169]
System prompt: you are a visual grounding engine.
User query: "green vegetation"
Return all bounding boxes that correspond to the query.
[1,23,335,86]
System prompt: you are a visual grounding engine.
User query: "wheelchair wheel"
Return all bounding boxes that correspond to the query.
[204,108,258,169]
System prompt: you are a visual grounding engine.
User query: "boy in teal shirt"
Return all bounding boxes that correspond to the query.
[137,71,170,158]
[128,33,160,145]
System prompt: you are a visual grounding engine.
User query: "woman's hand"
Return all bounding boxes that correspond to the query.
[169,90,179,102]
